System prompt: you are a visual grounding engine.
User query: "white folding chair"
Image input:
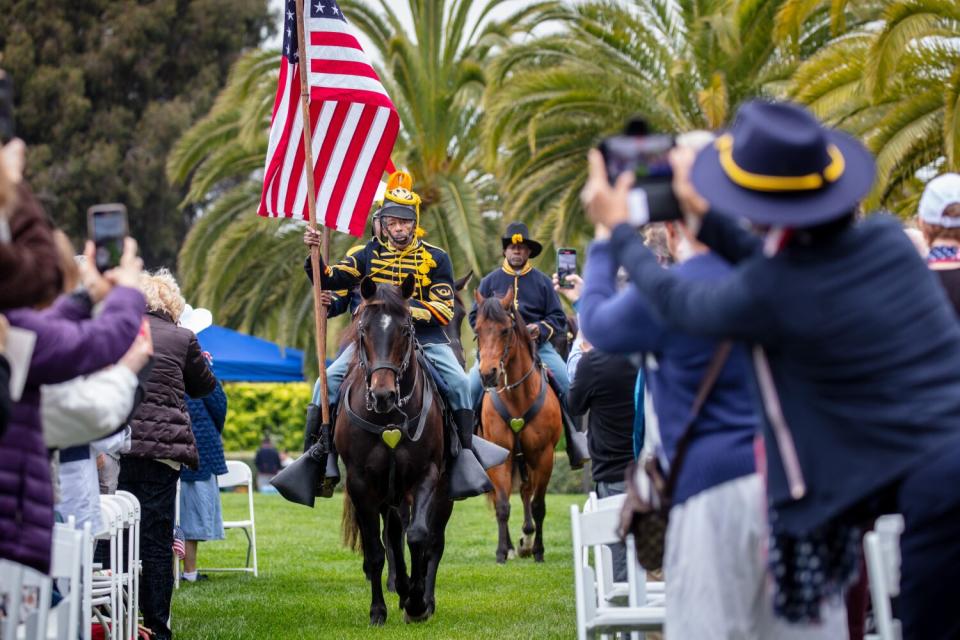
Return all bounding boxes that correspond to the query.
[1,559,26,640]
[865,514,905,640]
[43,523,84,640]
[110,491,141,640]
[206,461,258,577]
[91,497,122,639]
[586,492,664,611]
[571,503,665,640]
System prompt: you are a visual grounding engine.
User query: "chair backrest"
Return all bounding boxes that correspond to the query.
[50,523,84,640]
[218,460,253,489]
[865,514,905,640]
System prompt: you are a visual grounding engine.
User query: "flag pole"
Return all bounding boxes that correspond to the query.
[295,0,331,427]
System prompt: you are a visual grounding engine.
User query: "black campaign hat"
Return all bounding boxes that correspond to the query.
[501,222,542,258]
[691,100,875,227]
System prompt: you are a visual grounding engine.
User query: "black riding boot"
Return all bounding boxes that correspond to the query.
[302,402,340,498]
[448,409,494,500]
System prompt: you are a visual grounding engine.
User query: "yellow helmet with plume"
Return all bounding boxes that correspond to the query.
[377,170,426,238]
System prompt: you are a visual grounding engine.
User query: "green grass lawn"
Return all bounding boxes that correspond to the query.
[172,492,582,639]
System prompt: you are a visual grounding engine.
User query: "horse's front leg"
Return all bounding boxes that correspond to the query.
[404,463,439,623]
[518,472,536,558]
[383,507,409,605]
[488,457,514,563]
[423,482,453,616]
[527,455,554,563]
[350,476,388,625]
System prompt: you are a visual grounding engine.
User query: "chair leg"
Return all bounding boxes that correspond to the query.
[242,528,252,569]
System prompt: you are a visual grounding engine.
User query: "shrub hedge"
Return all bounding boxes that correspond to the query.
[221,382,312,453]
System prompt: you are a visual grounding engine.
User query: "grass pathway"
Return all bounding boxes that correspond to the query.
[172,492,581,639]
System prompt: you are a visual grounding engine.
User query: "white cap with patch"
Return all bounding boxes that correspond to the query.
[919,173,960,228]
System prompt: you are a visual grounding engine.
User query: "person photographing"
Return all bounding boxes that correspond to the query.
[581,100,960,639]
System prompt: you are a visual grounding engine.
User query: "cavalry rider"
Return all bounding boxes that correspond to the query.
[468,222,570,401]
[469,222,589,468]
[304,171,502,499]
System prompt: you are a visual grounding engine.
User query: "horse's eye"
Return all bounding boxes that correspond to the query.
[501,328,509,337]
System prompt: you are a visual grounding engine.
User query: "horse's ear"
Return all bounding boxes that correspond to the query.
[400,273,416,299]
[500,287,515,310]
[360,276,377,300]
[474,288,485,306]
[455,270,473,292]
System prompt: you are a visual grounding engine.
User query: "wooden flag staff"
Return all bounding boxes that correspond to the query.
[295,0,331,426]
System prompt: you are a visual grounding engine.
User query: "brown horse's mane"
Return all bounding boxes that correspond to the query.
[476,297,535,358]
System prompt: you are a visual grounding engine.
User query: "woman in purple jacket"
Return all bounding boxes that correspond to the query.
[0,238,144,574]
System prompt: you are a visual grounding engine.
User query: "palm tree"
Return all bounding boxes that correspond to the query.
[339,0,553,274]
[168,0,550,365]
[483,0,884,256]
[789,0,960,215]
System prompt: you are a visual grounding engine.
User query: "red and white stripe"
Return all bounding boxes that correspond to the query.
[258,15,399,237]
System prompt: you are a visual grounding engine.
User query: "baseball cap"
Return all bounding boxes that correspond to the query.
[919,173,960,228]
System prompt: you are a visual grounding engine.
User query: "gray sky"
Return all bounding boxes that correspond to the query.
[264,0,537,53]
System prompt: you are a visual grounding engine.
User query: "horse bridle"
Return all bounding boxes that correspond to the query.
[356,312,417,411]
[476,312,538,394]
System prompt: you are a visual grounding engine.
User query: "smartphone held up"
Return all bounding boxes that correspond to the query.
[598,127,684,227]
[87,204,128,272]
[557,248,577,289]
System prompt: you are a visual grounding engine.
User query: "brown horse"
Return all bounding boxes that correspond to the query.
[473,287,562,563]
[338,275,453,625]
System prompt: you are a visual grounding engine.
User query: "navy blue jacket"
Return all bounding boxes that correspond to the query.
[469,262,567,345]
[180,381,228,482]
[608,213,960,533]
[580,245,756,504]
[306,238,455,345]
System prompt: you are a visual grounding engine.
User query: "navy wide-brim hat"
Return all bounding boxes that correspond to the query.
[501,221,542,258]
[691,100,876,228]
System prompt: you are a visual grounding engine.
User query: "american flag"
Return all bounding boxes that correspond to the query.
[257,0,399,236]
[172,526,186,560]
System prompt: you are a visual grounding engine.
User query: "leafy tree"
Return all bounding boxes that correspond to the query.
[483,0,883,254]
[789,0,960,214]
[168,0,551,366]
[0,0,274,266]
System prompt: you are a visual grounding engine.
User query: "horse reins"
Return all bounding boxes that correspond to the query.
[356,315,416,410]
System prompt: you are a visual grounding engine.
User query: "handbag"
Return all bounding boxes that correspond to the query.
[618,341,732,571]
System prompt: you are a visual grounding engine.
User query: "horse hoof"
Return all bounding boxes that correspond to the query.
[370,611,387,626]
[517,546,532,558]
[507,549,517,560]
[404,608,432,624]
[534,553,544,563]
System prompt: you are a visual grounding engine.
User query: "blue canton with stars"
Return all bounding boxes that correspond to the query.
[283,0,347,63]
[310,0,346,21]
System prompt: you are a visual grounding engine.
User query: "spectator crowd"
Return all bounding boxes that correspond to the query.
[3,62,960,640]
[0,124,226,640]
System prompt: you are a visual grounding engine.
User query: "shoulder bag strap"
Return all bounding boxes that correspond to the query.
[663,340,733,501]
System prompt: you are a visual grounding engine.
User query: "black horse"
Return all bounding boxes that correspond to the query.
[337,274,453,625]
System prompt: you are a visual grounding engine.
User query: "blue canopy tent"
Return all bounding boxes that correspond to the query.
[197,325,305,382]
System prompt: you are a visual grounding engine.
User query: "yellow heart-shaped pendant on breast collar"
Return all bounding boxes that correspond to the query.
[382,429,403,449]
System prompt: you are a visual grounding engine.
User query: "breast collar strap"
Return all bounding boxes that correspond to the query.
[343,369,434,445]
